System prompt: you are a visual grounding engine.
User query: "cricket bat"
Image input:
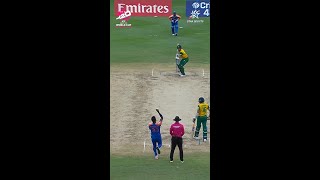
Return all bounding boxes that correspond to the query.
[176,43,180,73]
[191,117,196,138]
[175,51,180,73]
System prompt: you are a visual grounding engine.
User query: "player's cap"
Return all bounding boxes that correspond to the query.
[177,44,182,49]
[173,116,181,121]
[151,116,156,121]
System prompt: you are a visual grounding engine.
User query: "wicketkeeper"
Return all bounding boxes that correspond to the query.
[169,11,181,36]
[148,109,163,159]
[194,97,210,142]
[177,44,189,76]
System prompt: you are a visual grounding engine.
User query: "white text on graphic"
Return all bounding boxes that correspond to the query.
[114,0,172,17]
[116,11,131,20]
[117,4,169,14]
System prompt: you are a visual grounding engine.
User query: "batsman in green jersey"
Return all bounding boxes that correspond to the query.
[194,97,210,142]
[177,44,189,77]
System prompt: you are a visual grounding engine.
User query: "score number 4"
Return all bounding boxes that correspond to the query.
[203,9,210,16]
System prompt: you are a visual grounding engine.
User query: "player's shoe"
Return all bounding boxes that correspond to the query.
[156,147,161,154]
[180,74,186,77]
[175,33,178,36]
[155,155,159,160]
[203,139,207,142]
[194,136,200,140]
[181,161,184,163]
[172,34,175,35]
[170,161,173,163]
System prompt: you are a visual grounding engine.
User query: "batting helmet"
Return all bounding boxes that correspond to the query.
[199,97,205,103]
[177,44,182,49]
[151,116,156,122]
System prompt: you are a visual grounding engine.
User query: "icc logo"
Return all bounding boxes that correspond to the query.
[115,11,132,27]
[192,2,200,9]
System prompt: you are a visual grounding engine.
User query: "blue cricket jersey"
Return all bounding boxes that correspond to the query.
[149,122,162,139]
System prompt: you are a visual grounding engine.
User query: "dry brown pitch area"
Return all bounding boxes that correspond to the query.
[110,63,211,156]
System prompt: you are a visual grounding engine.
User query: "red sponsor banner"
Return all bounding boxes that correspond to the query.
[114,0,172,17]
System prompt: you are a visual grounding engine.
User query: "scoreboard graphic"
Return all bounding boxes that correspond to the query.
[186,0,210,18]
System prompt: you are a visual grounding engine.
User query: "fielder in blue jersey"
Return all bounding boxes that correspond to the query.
[148,109,163,159]
[169,11,181,36]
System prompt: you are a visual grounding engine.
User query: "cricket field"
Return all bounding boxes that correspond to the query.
[110,0,211,179]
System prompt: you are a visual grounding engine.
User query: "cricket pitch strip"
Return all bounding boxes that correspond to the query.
[110,64,211,155]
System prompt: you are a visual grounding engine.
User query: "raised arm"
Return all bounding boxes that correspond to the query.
[156,108,163,121]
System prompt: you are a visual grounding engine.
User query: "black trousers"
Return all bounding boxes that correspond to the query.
[170,136,183,161]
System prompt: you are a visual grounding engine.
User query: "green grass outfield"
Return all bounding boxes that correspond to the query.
[110,152,210,180]
[110,0,210,65]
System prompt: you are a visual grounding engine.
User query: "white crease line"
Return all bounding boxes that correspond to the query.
[152,69,154,76]
[144,143,171,146]
[202,69,205,77]
[143,143,194,148]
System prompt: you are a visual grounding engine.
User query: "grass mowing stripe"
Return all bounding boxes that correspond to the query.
[110,152,210,180]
